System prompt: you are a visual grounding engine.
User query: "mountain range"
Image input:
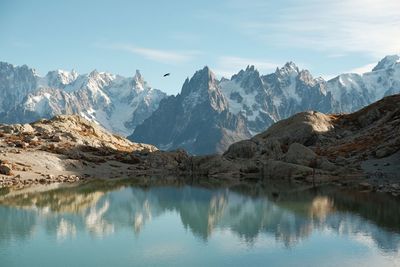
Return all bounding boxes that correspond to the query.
[0,62,166,136]
[131,55,400,154]
[1,54,399,154]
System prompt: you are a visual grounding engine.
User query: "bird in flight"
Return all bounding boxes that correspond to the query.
[163,73,170,77]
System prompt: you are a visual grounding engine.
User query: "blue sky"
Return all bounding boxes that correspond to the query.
[1,0,399,94]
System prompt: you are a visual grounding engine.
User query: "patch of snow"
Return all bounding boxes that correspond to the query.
[220,80,259,121]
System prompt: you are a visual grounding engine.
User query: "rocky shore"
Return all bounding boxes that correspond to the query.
[0,95,399,197]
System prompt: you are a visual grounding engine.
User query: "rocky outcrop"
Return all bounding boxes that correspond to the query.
[285,143,317,166]
[263,160,313,180]
[0,94,399,197]
[192,94,400,194]
[0,115,185,190]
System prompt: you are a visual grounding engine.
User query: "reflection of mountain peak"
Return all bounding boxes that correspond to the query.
[1,185,399,252]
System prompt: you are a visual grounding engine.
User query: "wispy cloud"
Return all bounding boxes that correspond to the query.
[231,0,400,58]
[97,43,201,65]
[214,56,279,78]
[347,63,376,74]
[321,62,377,80]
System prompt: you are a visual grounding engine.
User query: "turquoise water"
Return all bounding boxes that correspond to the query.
[0,183,399,267]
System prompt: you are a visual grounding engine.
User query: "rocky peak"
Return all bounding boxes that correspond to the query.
[232,65,260,81]
[285,61,299,70]
[276,61,300,76]
[298,69,320,86]
[44,69,78,88]
[86,70,114,88]
[88,69,99,78]
[0,62,36,78]
[372,55,400,71]
[0,62,38,113]
[231,65,263,93]
[133,70,146,92]
[180,66,228,113]
[181,66,218,97]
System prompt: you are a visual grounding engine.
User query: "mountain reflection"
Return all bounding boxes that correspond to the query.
[0,183,400,252]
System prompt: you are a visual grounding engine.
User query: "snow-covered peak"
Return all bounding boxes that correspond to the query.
[277,61,300,75]
[230,65,263,95]
[246,65,256,72]
[181,66,218,95]
[196,66,216,80]
[372,55,400,71]
[180,66,227,112]
[0,61,36,76]
[42,69,78,88]
[88,69,100,78]
[133,70,146,91]
[232,65,260,80]
[298,69,319,86]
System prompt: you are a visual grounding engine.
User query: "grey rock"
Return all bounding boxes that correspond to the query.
[285,143,317,166]
[0,164,12,175]
[224,140,257,159]
[263,160,313,180]
[376,146,397,158]
[318,159,337,172]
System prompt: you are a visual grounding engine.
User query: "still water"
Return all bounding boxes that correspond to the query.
[0,181,399,267]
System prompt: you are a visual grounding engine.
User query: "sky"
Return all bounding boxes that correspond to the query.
[1,0,399,94]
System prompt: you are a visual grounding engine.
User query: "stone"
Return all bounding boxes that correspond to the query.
[21,124,34,134]
[261,138,284,160]
[223,140,257,159]
[285,143,317,166]
[15,141,29,149]
[255,111,334,146]
[24,135,39,142]
[359,182,372,190]
[375,146,397,158]
[318,158,337,171]
[0,164,12,175]
[263,160,313,180]
[52,135,63,142]
[391,183,400,190]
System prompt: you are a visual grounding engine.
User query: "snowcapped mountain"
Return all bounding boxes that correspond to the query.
[0,62,38,114]
[130,67,250,155]
[0,62,167,136]
[220,63,337,134]
[326,55,400,112]
[2,55,399,154]
[130,55,400,155]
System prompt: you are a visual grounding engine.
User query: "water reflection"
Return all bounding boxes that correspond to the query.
[0,182,400,253]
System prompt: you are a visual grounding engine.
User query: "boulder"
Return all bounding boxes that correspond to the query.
[0,164,12,175]
[375,146,398,158]
[224,140,257,159]
[358,182,372,190]
[263,160,313,180]
[285,143,317,166]
[255,111,333,146]
[21,124,34,134]
[261,138,284,160]
[318,158,337,171]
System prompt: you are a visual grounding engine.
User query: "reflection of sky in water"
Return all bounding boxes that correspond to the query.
[0,185,399,267]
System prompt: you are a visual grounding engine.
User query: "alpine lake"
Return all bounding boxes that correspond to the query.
[1,179,399,267]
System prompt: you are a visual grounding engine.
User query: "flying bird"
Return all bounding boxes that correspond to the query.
[163,73,170,77]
